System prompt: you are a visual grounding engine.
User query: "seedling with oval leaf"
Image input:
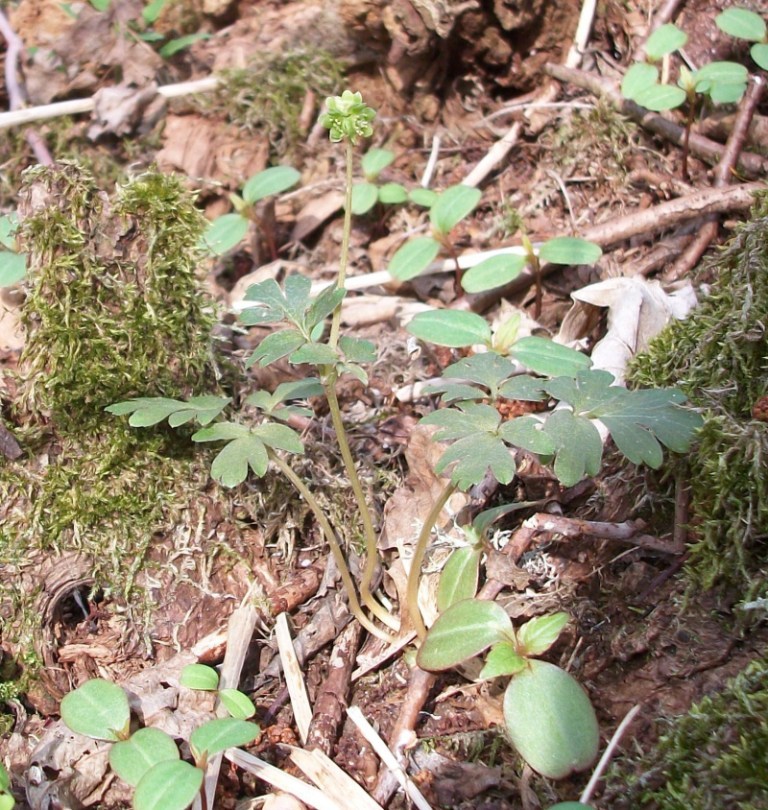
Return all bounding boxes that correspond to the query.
[60,674,260,810]
[621,16,756,178]
[200,165,301,257]
[350,147,410,215]
[418,604,599,779]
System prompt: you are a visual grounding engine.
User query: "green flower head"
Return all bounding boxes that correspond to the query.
[320,90,375,144]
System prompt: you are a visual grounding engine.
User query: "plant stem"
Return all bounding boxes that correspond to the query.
[324,376,401,631]
[328,139,354,351]
[270,451,396,642]
[406,480,457,640]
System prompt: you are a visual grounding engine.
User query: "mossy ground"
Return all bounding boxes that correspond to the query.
[602,654,768,809]
[0,164,224,683]
[629,196,768,603]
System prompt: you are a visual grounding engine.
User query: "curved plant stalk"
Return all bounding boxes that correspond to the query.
[323,377,401,631]
[270,451,396,642]
[406,480,458,639]
[328,139,354,351]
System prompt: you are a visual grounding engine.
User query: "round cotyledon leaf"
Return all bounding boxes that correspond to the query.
[133,760,203,810]
[109,727,180,787]
[503,660,599,779]
[60,679,130,742]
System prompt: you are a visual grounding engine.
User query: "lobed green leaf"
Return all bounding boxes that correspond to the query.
[541,409,603,486]
[209,436,268,486]
[246,329,306,368]
[436,433,517,489]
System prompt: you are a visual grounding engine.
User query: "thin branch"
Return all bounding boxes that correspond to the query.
[544,62,768,177]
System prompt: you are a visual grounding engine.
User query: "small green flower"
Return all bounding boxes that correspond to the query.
[320,90,375,144]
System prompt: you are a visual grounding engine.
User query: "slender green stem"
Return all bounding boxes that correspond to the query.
[406,480,458,640]
[328,140,354,351]
[323,377,401,631]
[270,451,396,642]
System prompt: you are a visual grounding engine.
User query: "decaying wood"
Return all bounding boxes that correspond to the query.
[544,62,768,177]
[305,619,362,755]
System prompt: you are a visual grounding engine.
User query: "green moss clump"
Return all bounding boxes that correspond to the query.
[0,163,223,674]
[15,163,216,432]
[629,196,768,600]
[198,49,343,157]
[602,656,768,809]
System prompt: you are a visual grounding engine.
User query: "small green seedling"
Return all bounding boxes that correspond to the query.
[86,0,209,58]
[418,605,599,779]
[201,165,301,257]
[60,674,260,810]
[179,663,257,720]
[0,214,26,287]
[716,7,768,70]
[0,763,15,810]
[621,15,756,177]
[351,148,409,215]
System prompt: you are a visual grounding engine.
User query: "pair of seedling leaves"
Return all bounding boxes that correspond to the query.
[60,664,259,810]
[622,9,768,112]
[200,153,602,298]
[109,269,703,490]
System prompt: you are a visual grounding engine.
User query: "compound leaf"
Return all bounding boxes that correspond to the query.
[252,422,304,454]
[246,329,306,368]
[209,436,268,486]
[436,432,517,489]
[541,409,603,486]
[500,415,555,456]
[422,402,502,441]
